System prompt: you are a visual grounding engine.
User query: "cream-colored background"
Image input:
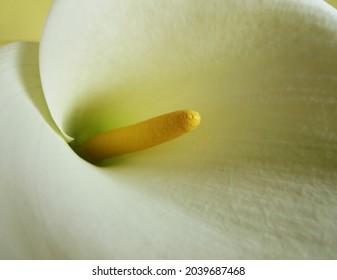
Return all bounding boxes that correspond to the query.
[0,0,336,45]
[0,0,52,44]
[327,0,337,8]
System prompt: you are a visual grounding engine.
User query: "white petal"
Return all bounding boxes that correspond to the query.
[40,0,337,142]
[2,41,337,259]
[1,0,337,259]
[2,43,239,259]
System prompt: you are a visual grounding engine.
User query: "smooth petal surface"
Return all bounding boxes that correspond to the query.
[1,0,337,259]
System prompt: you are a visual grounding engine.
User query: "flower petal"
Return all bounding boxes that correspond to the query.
[40,0,337,142]
[1,0,337,259]
[2,43,230,259]
[2,42,337,259]
[38,0,337,258]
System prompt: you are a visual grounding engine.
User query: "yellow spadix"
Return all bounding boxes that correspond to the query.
[81,110,201,161]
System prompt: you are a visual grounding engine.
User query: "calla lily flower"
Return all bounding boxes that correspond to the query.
[1,0,337,259]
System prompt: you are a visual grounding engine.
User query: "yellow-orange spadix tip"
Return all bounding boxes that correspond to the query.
[80,110,201,162]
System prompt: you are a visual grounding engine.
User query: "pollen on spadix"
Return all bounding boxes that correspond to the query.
[80,110,201,162]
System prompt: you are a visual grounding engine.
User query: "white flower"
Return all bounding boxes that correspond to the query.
[0,0,337,259]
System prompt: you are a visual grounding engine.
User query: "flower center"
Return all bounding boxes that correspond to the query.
[78,110,200,163]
